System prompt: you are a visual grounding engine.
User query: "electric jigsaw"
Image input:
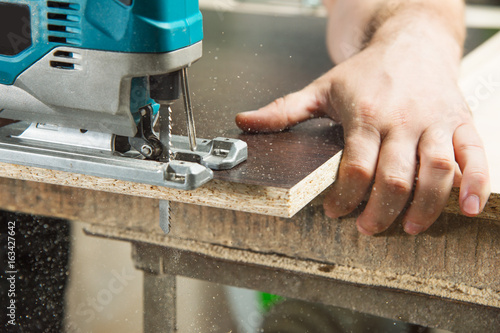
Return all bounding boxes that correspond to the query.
[0,0,247,232]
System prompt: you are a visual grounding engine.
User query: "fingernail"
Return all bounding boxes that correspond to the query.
[238,110,257,115]
[463,194,480,216]
[403,221,425,235]
[236,111,255,119]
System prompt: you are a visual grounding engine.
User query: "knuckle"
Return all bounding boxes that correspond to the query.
[423,208,440,221]
[380,174,413,195]
[428,155,455,174]
[466,168,489,186]
[342,160,373,182]
[353,101,379,125]
[456,141,484,153]
[356,100,377,115]
[270,97,286,115]
[343,199,361,213]
[268,97,289,127]
[387,107,410,128]
[408,192,448,223]
[413,204,440,221]
[271,97,285,108]
[344,124,381,150]
[324,193,359,217]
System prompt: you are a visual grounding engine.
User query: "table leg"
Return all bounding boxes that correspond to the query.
[143,271,177,333]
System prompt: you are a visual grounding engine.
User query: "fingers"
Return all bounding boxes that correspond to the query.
[453,164,462,188]
[403,129,456,235]
[453,123,490,217]
[323,127,380,220]
[235,84,328,133]
[356,134,417,235]
[328,122,489,236]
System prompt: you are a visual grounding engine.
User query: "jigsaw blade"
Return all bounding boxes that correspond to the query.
[159,105,174,233]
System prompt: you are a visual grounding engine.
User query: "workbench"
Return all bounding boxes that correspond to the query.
[1,9,499,333]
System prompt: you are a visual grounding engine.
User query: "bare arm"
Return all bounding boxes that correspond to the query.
[236,0,490,235]
[324,0,465,64]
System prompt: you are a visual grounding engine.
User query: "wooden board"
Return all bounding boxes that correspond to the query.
[0,12,499,219]
[0,177,497,309]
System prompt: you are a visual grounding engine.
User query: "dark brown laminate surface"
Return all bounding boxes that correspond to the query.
[217,120,344,187]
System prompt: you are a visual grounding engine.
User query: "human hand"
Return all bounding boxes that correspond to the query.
[236,26,490,235]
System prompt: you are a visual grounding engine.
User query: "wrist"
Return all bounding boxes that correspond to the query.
[366,1,465,46]
[367,8,464,77]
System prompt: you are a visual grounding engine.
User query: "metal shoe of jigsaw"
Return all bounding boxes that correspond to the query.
[0,0,247,232]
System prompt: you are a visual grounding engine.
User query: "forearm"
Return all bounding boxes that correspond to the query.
[324,0,466,65]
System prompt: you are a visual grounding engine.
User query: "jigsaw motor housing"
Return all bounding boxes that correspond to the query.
[0,0,203,136]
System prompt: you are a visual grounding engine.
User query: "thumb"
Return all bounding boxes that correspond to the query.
[235,83,329,133]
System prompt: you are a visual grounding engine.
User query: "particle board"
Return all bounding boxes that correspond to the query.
[0,119,344,218]
[85,217,500,310]
[0,132,342,218]
[0,13,499,219]
[0,176,498,309]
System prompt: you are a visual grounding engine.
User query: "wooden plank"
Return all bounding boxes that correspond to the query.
[165,201,500,308]
[0,12,499,219]
[0,148,341,218]
[0,176,497,309]
[82,205,500,310]
[129,242,500,333]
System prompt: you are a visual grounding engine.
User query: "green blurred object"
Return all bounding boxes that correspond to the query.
[259,292,285,312]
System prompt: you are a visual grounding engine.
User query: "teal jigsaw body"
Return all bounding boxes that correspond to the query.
[0,0,203,85]
[0,0,203,136]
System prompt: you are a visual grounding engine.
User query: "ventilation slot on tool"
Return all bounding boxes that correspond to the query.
[50,50,81,71]
[46,1,82,46]
[47,1,78,9]
[50,61,75,70]
[48,24,67,32]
